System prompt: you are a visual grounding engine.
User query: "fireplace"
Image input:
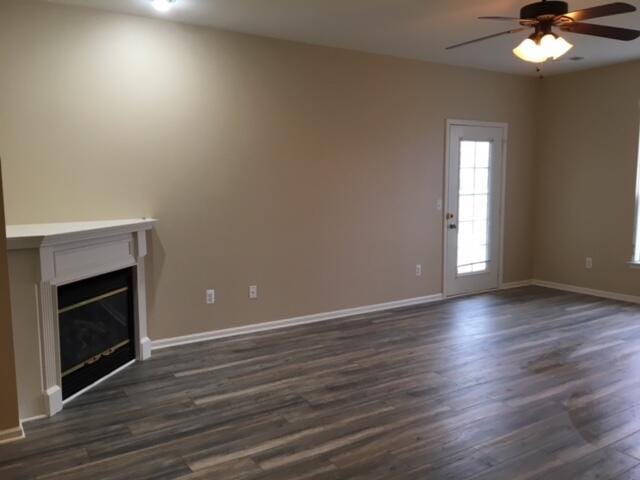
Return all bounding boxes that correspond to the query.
[6,218,155,418]
[58,268,136,399]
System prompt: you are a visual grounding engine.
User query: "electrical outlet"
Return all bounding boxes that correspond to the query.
[249,285,258,299]
[416,264,423,277]
[586,257,593,270]
[206,289,215,304]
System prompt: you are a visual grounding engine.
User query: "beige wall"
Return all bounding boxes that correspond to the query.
[534,61,640,294]
[0,0,537,341]
[0,162,20,432]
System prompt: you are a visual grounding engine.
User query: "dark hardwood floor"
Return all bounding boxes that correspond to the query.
[3,286,640,479]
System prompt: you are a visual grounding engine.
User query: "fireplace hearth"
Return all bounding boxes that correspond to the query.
[58,268,136,399]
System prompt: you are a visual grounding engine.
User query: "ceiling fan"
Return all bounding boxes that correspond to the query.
[446,1,640,63]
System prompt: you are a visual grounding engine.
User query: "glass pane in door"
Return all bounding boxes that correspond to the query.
[457,140,491,275]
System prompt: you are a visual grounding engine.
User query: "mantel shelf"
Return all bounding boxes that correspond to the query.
[6,218,157,250]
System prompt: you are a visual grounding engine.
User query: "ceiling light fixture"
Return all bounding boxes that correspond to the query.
[513,32,573,63]
[150,0,175,13]
[446,2,640,68]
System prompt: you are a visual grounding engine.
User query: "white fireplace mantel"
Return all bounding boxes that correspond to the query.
[7,218,156,418]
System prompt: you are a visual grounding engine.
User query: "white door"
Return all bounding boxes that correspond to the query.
[445,122,505,297]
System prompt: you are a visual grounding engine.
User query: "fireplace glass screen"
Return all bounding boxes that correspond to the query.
[58,268,135,399]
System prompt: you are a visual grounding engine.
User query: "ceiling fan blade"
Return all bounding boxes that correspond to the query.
[446,28,529,50]
[563,2,636,22]
[561,22,640,40]
[479,16,538,25]
[479,16,522,20]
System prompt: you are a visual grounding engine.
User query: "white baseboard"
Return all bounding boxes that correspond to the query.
[44,385,63,417]
[500,280,533,289]
[152,293,444,350]
[151,279,640,351]
[139,337,152,360]
[20,414,47,424]
[0,425,24,445]
[532,279,640,304]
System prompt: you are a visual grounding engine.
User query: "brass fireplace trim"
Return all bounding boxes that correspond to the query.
[58,287,129,315]
[61,339,131,378]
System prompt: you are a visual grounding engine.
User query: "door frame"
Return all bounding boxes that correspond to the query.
[443,119,508,297]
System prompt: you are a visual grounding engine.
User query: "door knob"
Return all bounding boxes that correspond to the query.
[448,224,457,230]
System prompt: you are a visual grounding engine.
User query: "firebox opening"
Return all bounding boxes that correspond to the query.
[58,267,136,400]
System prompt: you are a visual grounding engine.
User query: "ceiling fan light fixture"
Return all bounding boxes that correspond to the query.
[550,35,574,59]
[512,33,573,63]
[540,33,558,53]
[447,1,639,69]
[513,37,548,63]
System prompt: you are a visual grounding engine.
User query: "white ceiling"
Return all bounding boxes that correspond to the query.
[47,0,640,76]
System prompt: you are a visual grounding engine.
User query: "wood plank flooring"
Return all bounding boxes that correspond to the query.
[4,286,640,479]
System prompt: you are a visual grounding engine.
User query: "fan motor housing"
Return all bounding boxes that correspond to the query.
[521,1,569,19]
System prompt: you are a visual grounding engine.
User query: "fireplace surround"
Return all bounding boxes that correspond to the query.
[6,219,155,419]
